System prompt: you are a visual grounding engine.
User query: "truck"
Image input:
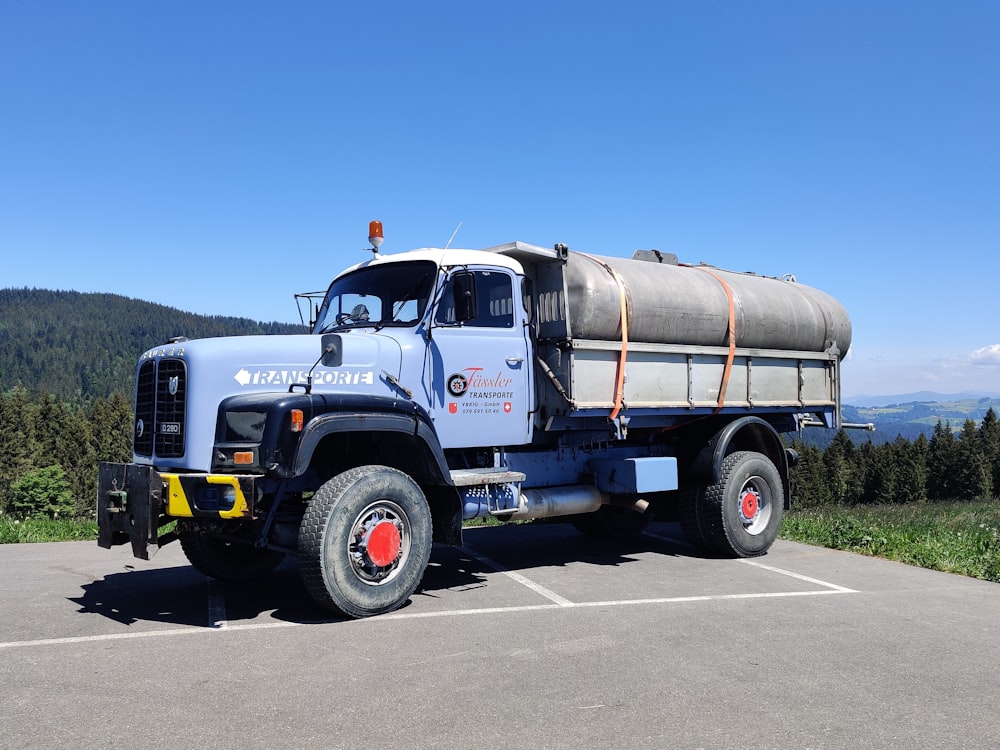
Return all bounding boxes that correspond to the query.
[97,222,852,618]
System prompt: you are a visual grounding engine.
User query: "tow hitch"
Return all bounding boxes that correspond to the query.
[97,463,175,560]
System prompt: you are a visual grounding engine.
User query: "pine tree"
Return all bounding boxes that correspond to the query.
[789,439,830,508]
[927,420,959,501]
[823,429,861,505]
[892,434,927,504]
[0,387,38,513]
[979,407,1000,499]
[87,393,134,464]
[956,419,989,501]
[858,440,897,505]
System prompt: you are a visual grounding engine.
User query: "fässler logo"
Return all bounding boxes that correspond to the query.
[447,367,514,399]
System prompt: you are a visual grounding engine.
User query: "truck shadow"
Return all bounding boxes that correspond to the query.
[69,522,695,629]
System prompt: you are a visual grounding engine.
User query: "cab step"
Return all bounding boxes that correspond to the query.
[450,467,526,487]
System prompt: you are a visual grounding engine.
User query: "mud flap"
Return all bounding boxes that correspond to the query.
[97,462,169,560]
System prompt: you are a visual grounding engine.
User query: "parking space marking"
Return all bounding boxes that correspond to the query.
[207,580,228,629]
[738,559,859,593]
[382,586,855,622]
[646,530,859,594]
[459,546,574,606]
[0,621,299,650]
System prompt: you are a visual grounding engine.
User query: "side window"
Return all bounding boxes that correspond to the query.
[435,270,515,328]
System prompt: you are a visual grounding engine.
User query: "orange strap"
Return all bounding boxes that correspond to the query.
[581,254,629,421]
[696,268,737,412]
[608,265,629,421]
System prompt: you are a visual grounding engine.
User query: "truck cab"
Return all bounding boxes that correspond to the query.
[310,250,535,449]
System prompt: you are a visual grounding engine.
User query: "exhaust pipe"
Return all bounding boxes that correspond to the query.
[498,485,605,521]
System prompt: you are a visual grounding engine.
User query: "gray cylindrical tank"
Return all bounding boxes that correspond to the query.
[564,252,851,357]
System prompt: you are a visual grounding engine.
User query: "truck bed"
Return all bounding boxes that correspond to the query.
[538,338,841,426]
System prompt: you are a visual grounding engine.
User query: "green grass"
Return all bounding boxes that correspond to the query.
[0,517,98,544]
[780,501,1000,583]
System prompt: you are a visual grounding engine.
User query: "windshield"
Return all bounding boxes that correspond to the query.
[313,261,438,334]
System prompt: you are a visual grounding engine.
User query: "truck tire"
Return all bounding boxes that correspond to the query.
[571,504,653,540]
[179,533,285,582]
[678,487,715,556]
[696,451,784,558]
[298,465,432,618]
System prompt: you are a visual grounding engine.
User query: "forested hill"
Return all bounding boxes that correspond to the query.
[0,288,304,403]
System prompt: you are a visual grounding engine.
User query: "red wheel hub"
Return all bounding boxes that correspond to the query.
[364,520,402,567]
[740,489,760,520]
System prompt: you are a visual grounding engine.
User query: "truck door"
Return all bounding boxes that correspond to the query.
[427,267,531,449]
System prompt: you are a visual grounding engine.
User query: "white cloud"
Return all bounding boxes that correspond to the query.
[970,344,1000,366]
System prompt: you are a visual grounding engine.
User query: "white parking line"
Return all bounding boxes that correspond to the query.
[0,621,299,650]
[738,559,859,593]
[459,546,574,606]
[381,587,851,621]
[207,580,228,629]
[646,530,859,594]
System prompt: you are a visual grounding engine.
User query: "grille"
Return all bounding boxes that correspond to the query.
[134,361,156,455]
[133,358,188,458]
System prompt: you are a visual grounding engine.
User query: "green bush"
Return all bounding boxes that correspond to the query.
[8,465,76,519]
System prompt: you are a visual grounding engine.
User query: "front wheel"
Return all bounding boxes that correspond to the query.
[298,465,433,618]
[697,451,784,558]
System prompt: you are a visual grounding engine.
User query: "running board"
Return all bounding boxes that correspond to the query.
[450,467,526,487]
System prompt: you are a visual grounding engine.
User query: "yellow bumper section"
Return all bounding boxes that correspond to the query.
[162,473,254,519]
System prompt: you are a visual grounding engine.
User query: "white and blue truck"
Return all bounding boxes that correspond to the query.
[98,222,852,618]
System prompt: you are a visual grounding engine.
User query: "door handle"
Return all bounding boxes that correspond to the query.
[505,357,524,366]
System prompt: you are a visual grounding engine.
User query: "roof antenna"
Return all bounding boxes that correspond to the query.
[368,220,384,258]
[444,220,463,250]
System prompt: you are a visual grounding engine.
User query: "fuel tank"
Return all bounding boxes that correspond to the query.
[562,251,852,357]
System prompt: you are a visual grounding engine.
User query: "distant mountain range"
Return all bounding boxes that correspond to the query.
[844,391,1000,408]
[839,396,1000,444]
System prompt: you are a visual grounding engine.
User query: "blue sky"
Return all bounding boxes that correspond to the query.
[2,1,998,400]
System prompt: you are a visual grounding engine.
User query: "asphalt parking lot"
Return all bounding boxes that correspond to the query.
[1,521,998,749]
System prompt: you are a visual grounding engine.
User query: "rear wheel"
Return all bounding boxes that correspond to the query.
[691,451,784,558]
[679,486,715,555]
[179,533,285,582]
[298,465,432,618]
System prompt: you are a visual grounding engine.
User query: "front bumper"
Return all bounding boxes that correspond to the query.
[97,462,257,560]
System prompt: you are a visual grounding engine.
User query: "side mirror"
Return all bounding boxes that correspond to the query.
[319,334,343,366]
[452,272,477,323]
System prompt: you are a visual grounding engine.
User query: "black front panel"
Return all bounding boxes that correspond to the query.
[133,358,187,459]
[155,359,187,457]
[134,361,156,456]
